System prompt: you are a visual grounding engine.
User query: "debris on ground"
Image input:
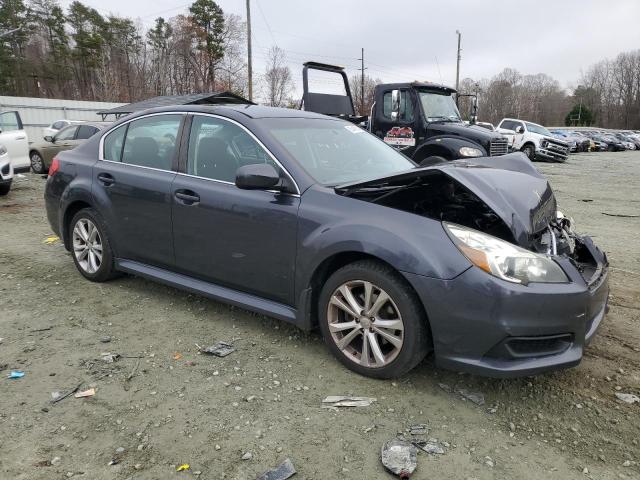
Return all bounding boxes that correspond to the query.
[408,424,428,437]
[381,439,417,478]
[602,212,639,218]
[413,439,445,455]
[455,388,485,406]
[256,458,296,480]
[99,336,111,343]
[197,341,236,357]
[321,396,376,408]
[43,235,59,245]
[176,463,190,472]
[30,326,53,333]
[241,452,253,460]
[173,352,183,360]
[8,370,25,379]
[74,388,95,398]
[438,383,452,393]
[101,352,120,363]
[615,392,639,404]
[51,383,82,403]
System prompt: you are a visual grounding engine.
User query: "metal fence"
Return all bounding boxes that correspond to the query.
[0,96,125,142]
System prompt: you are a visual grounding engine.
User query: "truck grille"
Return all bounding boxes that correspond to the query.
[489,138,508,156]
[545,138,569,158]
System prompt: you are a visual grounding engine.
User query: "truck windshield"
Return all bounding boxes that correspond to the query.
[418,91,462,122]
[525,122,552,136]
[264,118,415,186]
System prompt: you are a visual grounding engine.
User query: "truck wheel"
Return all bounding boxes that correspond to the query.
[419,156,448,167]
[521,144,535,161]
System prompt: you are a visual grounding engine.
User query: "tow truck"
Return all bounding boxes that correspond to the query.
[300,62,509,165]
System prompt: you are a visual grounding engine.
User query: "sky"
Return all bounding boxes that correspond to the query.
[58,0,640,99]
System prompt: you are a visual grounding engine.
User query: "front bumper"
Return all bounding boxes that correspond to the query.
[536,146,568,163]
[403,239,609,378]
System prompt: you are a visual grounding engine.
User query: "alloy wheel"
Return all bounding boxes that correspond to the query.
[327,280,404,368]
[31,153,44,173]
[72,218,103,274]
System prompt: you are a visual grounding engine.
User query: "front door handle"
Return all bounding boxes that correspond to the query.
[97,172,115,186]
[175,189,200,204]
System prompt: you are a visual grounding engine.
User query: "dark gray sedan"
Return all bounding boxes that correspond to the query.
[44,105,609,379]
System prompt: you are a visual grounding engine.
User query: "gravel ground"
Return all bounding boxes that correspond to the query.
[0,151,639,480]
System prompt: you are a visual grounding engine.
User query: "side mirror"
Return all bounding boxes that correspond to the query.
[44,135,54,142]
[515,126,524,134]
[235,163,281,190]
[390,89,400,121]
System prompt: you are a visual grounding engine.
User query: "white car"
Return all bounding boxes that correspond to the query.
[0,144,14,196]
[497,118,569,163]
[42,119,83,139]
[0,110,29,172]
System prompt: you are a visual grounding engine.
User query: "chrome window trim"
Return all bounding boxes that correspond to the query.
[98,111,301,195]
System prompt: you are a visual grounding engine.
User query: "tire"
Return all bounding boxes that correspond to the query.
[419,155,448,167]
[521,144,535,161]
[0,181,11,196]
[607,145,614,152]
[318,260,430,379]
[30,151,46,174]
[69,208,118,282]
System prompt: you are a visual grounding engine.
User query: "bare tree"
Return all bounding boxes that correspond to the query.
[262,46,293,107]
[349,74,380,116]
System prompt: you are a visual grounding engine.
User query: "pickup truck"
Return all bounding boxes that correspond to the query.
[497,118,569,163]
[0,111,30,172]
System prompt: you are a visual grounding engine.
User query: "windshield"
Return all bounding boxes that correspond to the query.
[263,118,415,186]
[418,91,461,122]
[525,122,552,136]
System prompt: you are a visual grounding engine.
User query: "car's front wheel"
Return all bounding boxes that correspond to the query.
[318,260,429,379]
[69,208,118,282]
[30,151,46,174]
[521,144,535,161]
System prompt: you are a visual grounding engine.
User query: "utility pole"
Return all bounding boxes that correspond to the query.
[455,30,461,105]
[358,48,367,115]
[246,0,253,101]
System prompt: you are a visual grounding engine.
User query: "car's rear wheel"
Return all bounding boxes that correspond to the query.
[0,181,11,196]
[30,151,46,174]
[318,260,429,379]
[70,208,118,282]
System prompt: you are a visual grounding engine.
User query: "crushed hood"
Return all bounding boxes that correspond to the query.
[336,152,556,247]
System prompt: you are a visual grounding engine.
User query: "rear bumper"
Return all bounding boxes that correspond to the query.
[403,245,609,378]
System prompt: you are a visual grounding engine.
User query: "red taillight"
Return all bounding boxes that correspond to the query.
[48,157,60,176]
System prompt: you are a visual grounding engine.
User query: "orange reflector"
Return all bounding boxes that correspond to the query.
[460,245,491,273]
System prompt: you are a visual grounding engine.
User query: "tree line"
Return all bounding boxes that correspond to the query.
[1,0,639,129]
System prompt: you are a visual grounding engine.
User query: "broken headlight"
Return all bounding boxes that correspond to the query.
[444,222,569,285]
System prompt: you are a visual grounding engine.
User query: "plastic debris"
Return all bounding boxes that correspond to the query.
[321,396,376,407]
[256,458,296,480]
[615,393,639,404]
[8,370,25,379]
[408,424,428,436]
[173,352,183,360]
[101,352,120,363]
[381,439,417,478]
[438,383,452,393]
[455,387,485,406]
[43,235,60,245]
[176,464,190,472]
[51,383,82,403]
[413,440,445,455]
[197,342,235,357]
[75,388,96,398]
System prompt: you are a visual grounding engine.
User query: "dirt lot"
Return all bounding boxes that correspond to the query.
[1,152,639,480]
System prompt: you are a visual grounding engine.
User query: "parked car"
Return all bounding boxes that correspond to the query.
[45,105,609,379]
[42,119,83,139]
[0,110,29,172]
[549,130,578,152]
[592,134,625,152]
[30,122,109,174]
[497,118,569,162]
[0,144,14,196]
[613,132,638,150]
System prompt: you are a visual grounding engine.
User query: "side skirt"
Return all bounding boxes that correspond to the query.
[115,259,302,327]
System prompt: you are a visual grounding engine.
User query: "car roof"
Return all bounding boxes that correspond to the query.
[121,104,333,121]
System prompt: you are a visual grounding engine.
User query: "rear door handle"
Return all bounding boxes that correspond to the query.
[175,190,200,204]
[97,172,115,186]
[15,135,26,140]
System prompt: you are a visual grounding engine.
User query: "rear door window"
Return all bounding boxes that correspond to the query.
[120,115,182,170]
[0,111,22,131]
[103,125,127,161]
[55,126,78,141]
[76,125,99,140]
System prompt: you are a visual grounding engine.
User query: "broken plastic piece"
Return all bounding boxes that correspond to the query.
[615,392,639,404]
[101,352,120,363]
[176,463,190,472]
[413,440,445,455]
[173,352,183,360]
[256,458,296,480]
[43,235,60,244]
[408,424,428,436]
[322,396,376,407]
[51,383,82,403]
[8,370,25,379]
[199,342,235,357]
[455,388,485,406]
[75,388,96,398]
[381,439,417,478]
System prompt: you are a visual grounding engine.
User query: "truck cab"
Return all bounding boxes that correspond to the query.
[0,111,30,172]
[300,62,509,165]
[370,83,508,163]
